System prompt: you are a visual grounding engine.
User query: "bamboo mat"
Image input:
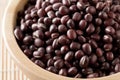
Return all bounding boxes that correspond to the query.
[0,0,30,80]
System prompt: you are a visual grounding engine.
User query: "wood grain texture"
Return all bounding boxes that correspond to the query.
[1,38,30,80]
[0,0,30,80]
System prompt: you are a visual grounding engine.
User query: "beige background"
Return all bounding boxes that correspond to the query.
[0,0,8,80]
[0,0,30,80]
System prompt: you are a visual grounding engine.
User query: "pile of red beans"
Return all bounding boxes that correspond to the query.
[14,0,120,78]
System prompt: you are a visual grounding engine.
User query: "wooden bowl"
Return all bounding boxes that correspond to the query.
[2,0,120,80]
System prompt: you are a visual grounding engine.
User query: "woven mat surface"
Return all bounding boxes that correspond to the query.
[0,0,30,80]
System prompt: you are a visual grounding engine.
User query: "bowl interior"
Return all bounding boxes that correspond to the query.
[2,0,120,80]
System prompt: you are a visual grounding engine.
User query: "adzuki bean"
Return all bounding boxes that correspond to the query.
[14,0,120,78]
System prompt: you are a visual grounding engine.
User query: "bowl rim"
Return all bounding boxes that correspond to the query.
[2,0,120,80]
